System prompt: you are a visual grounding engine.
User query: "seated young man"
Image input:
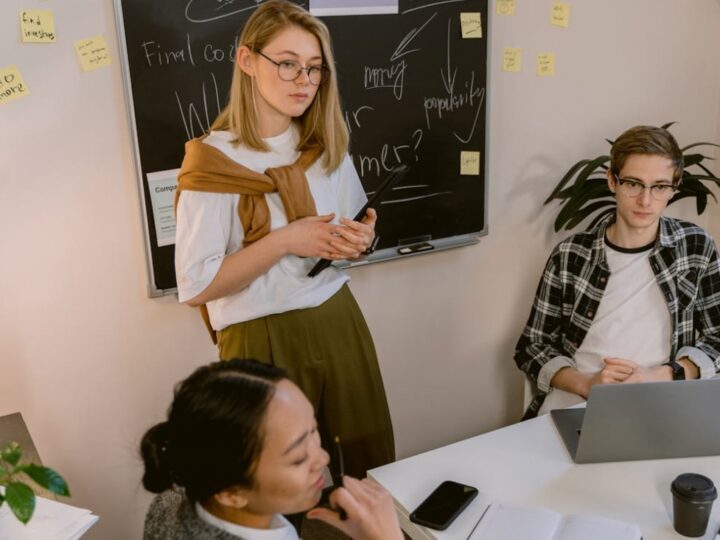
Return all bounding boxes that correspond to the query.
[515,125,720,418]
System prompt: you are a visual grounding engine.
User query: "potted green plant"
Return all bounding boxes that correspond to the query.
[544,123,720,232]
[0,441,70,524]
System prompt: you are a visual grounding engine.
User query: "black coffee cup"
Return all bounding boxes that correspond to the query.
[671,473,717,537]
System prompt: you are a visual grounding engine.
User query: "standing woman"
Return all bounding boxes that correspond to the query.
[174,0,394,477]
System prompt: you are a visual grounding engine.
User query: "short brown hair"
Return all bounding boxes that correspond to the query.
[211,0,348,172]
[610,125,683,185]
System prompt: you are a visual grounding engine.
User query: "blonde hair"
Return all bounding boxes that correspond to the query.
[211,0,348,172]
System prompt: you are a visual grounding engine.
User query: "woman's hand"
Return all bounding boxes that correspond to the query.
[307,476,403,540]
[277,213,346,260]
[330,208,377,260]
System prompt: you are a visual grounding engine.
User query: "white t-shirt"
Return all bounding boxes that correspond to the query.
[195,503,299,540]
[539,237,672,414]
[175,126,367,331]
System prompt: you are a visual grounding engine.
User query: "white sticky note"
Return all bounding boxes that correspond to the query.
[74,36,112,72]
[0,65,30,105]
[496,0,516,16]
[147,169,180,247]
[460,151,481,176]
[550,2,571,28]
[20,10,56,43]
[537,53,556,77]
[502,48,522,72]
[460,13,482,38]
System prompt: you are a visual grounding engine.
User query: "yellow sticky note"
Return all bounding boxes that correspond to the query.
[20,10,56,43]
[460,151,481,176]
[460,13,482,39]
[0,65,30,105]
[502,48,522,72]
[74,36,112,72]
[496,0,516,16]
[550,2,571,28]
[537,53,556,76]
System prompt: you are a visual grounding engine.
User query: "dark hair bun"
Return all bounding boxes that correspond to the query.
[140,422,175,493]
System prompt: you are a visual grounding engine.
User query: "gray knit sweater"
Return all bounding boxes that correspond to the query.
[143,489,241,540]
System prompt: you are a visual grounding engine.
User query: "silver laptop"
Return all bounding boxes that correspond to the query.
[551,379,720,463]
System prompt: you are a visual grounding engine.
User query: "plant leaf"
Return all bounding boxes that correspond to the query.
[678,178,713,196]
[20,465,70,496]
[555,179,613,231]
[681,141,720,152]
[694,163,716,176]
[544,159,592,204]
[683,174,720,190]
[696,193,708,214]
[1,442,22,467]
[571,155,610,193]
[683,154,706,167]
[5,482,35,524]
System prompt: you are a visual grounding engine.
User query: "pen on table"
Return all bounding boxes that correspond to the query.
[465,504,489,540]
[333,436,347,520]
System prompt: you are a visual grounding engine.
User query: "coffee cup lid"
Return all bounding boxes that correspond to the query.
[671,473,718,503]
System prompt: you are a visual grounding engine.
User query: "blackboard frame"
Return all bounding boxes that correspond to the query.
[114,0,489,297]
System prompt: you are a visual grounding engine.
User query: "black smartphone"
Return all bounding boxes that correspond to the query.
[409,480,478,531]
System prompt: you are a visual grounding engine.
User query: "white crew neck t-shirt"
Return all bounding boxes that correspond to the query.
[175,126,367,331]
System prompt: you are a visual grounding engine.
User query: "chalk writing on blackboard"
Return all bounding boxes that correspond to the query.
[185,0,308,23]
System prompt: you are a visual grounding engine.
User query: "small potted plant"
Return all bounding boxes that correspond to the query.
[0,441,70,524]
[544,122,720,232]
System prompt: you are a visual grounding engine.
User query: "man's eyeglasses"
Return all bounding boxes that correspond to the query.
[256,50,329,85]
[613,174,677,201]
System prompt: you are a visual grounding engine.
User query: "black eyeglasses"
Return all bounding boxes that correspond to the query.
[613,174,677,201]
[255,50,329,85]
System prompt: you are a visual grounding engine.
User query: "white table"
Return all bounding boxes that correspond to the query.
[369,413,720,539]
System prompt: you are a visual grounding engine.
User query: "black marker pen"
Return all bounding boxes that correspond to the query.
[333,436,347,520]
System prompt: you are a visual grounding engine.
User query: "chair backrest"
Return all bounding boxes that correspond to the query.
[0,412,43,464]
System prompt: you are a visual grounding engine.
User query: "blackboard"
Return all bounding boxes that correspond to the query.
[114,0,488,296]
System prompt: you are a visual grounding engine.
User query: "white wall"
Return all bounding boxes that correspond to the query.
[1,1,719,538]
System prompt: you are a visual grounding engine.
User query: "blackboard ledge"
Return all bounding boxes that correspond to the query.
[339,232,484,270]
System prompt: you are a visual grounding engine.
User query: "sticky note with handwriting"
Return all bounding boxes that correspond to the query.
[460,13,482,38]
[537,53,556,77]
[20,10,56,43]
[460,151,481,176]
[496,0,515,16]
[74,36,112,72]
[0,65,30,105]
[550,2,571,28]
[502,48,522,72]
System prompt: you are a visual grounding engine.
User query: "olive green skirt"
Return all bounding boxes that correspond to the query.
[217,284,395,477]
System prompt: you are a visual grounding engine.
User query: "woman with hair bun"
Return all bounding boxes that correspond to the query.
[174,0,394,479]
[141,359,403,540]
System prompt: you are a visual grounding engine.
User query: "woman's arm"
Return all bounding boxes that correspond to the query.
[186,213,346,306]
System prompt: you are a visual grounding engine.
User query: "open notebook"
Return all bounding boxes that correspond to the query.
[469,503,642,540]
